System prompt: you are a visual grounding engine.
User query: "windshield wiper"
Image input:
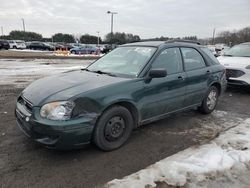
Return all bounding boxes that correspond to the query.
[84,69,117,77]
[93,70,117,77]
[81,68,117,77]
[223,54,233,57]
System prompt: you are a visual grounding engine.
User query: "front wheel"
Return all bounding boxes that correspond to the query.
[93,106,134,151]
[198,86,219,114]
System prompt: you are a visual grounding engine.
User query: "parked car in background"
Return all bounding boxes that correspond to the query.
[101,44,118,54]
[8,40,26,49]
[27,42,54,51]
[70,45,98,54]
[70,43,84,48]
[59,43,74,50]
[218,42,250,88]
[47,42,63,50]
[0,39,10,50]
[15,40,226,151]
[207,45,218,57]
[215,43,229,56]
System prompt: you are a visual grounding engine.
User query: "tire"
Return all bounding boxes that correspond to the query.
[243,86,250,94]
[71,50,76,54]
[93,106,134,151]
[198,86,219,114]
[13,46,17,49]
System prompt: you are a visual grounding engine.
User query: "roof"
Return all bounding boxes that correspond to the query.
[122,41,165,47]
[122,40,201,47]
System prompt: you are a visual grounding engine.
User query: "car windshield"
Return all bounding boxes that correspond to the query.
[224,44,250,57]
[87,46,157,77]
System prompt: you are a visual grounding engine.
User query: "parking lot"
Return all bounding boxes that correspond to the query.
[0,58,249,188]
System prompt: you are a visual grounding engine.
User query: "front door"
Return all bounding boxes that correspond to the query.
[140,47,187,121]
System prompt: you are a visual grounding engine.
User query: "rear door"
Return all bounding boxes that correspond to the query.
[140,47,187,120]
[180,47,210,107]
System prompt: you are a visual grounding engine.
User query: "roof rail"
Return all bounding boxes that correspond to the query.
[165,39,201,45]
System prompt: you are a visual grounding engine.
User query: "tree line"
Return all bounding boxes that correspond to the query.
[1,26,249,46]
[0,30,140,44]
[213,26,250,46]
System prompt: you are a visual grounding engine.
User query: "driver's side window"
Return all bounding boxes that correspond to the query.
[151,48,183,74]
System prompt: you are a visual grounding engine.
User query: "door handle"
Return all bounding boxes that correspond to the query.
[177,76,185,80]
[206,70,211,73]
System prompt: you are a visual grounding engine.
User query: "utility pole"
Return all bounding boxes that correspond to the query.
[107,11,118,44]
[1,26,3,36]
[21,18,25,32]
[212,28,216,45]
[97,31,100,46]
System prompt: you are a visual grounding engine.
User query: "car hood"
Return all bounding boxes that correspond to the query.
[217,56,250,69]
[22,70,130,106]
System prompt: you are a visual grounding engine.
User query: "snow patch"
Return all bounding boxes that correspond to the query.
[105,118,250,188]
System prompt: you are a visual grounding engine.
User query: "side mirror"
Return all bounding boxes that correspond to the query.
[148,69,167,78]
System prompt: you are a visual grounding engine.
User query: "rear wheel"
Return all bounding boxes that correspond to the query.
[71,50,76,54]
[198,86,219,114]
[243,86,250,94]
[93,106,134,151]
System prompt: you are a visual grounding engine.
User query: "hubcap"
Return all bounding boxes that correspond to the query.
[207,90,217,110]
[104,116,125,141]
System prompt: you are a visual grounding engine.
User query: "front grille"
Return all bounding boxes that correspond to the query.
[18,96,33,113]
[226,69,245,79]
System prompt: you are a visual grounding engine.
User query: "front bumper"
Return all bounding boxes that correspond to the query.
[227,79,250,86]
[226,68,250,86]
[15,105,96,150]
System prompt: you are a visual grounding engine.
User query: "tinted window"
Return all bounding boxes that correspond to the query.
[152,48,183,74]
[181,48,206,71]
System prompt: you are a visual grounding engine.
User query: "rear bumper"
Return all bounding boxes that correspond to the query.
[15,108,95,150]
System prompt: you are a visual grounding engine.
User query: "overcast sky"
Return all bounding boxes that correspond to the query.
[0,0,250,39]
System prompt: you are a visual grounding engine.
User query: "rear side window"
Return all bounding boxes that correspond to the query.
[152,47,183,74]
[181,48,206,71]
[201,47,220,64]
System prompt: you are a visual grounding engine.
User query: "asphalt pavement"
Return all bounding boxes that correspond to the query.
[0,59,249,188]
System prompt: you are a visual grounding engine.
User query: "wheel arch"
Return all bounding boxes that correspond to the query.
[210,82,222,96]
[99,101,140,128]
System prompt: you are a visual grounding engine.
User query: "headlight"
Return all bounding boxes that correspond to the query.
[40,101,75,120]
[246,65,250,69]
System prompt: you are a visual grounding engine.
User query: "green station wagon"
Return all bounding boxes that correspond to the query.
[15,40,227,151]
